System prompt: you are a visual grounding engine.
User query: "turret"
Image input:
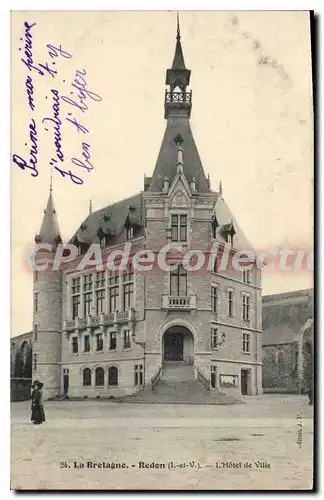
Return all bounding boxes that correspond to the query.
[33,178,62,399]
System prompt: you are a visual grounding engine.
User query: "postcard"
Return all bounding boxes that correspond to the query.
[11,10,314,491]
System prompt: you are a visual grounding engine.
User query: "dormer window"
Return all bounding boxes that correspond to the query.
[100,235,110,248]
[171,214,187,242]
[211,215,219,239]
[126,227,134,240]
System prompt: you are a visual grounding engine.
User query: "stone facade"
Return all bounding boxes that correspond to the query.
[262,289,314,393]
[31,20,263,401]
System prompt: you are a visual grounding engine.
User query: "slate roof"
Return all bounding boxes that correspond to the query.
[214,197,254,251]
[70,193,144,247]
[262,289,314,346]
[148,117,210,193]
[37,192,61,245]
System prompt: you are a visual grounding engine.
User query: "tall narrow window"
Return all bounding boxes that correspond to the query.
[108,273,119,313]
[72,277,81,319]
[171,214,187,242]
[123,330,131,349]
[34,323,38,342]
[72,336,78,354]
[134,364,144,386]
[109,331,117,351]
[123,264,134,310]
[170,265,187,296]
[83,334,90,353]
[34,292,39,313]
[211,286,218,314]
[211,328,219,350]
[95,367,104,386]
[95,271,106,315]
[211,366,217,388]
[83,274,93,317]
[96,333,103,352]
[243,295,251,321]
[83,368,91,386]
[242,333,251,353]
[33,353,37,371]
[228,290,234,317]
[108,366,118,386]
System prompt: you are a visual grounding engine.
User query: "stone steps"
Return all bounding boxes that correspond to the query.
[119,362,242,405]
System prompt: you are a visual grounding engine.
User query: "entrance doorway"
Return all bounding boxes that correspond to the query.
[164,333,184,361]
[241,369,249,395]
[162,326,194,364]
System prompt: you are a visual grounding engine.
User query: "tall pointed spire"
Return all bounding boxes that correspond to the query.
[165,12,192,119]
[35,181,61,246]
[172,12,186,70]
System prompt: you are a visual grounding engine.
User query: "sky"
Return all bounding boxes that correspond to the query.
[11,10,313,336]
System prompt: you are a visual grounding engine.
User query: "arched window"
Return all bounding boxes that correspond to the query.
[21,341,29,364]
[83,368,91,386]
[108,366,118,386]
[95,367,104,386]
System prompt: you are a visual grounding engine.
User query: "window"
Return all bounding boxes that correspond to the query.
[95,367,104,386]
[33,353,37,371]
[96,289,105,315]
[123,263,134,282]
[83,292,92,317]
[171,214,187,242]
[242,333,250,353]
[228,290,234,317]
[211,328,219,350]
[243,295,251,321]
[83,368,91,386]
[95,271,105,288]
[34,270,38,281]
[72,295,80,319]
[72,277,81,319]
[108,366,118,386]
[211,286,218,314]
[126,227,134,240]
[96,333,103,352]
[108,273,119,313]
[242,270,251,284]
[109,331,117,351]
[134,364,144,386]
[95,272,106,315]
[170,265,187,296]
[123,330,131,349]
[211,366,217,388]
[34,323,38,342]
[72,336,78,354]
[83,335,90,353]
[123,283,133,310]
[34,292,39,313]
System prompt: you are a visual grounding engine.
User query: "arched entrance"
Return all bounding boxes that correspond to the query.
[163,326,194,365]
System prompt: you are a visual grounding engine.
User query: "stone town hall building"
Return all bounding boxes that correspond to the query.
[32,20,263,401]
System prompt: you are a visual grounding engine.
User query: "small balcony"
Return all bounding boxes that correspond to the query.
[162,295,196,311]
[63,309,135,332]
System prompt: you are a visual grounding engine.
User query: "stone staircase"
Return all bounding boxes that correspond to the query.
[119,361,242,405]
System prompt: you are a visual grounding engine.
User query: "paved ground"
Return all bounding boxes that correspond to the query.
[11,394,313,491]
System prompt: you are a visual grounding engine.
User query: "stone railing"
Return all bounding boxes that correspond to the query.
[150,368,162,393]
[161,295,196,311]
[197,368,210,392]
[63,309,135,333]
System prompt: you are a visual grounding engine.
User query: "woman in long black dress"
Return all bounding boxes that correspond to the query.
[31,380,45,424]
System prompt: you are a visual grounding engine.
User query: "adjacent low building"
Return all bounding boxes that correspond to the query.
[262,289,314,393]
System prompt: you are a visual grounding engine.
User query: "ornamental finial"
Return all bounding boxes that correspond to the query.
[177,11,181,40]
